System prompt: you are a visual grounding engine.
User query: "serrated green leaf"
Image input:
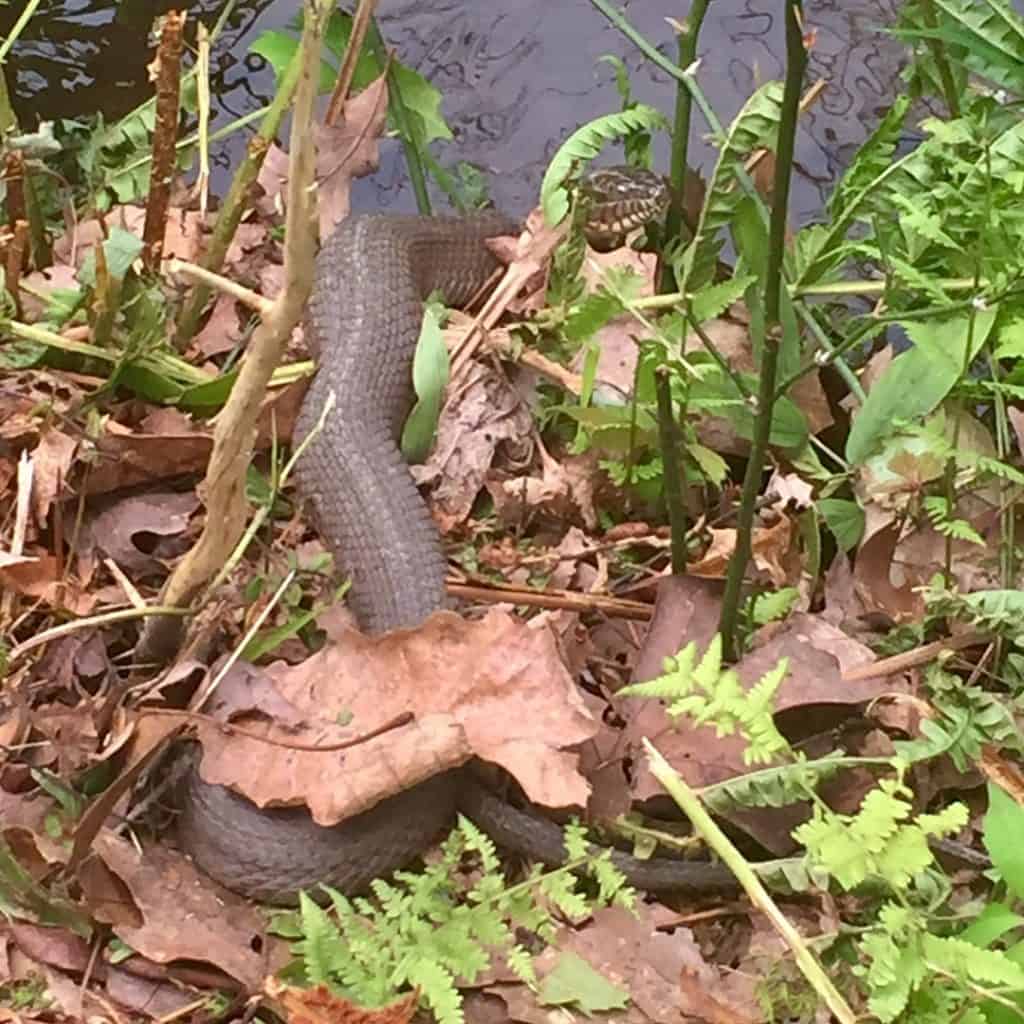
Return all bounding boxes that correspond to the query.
[675,81,784,293]
[537,952,629,1014]
[688,274,757,324]
[540,106,669,226]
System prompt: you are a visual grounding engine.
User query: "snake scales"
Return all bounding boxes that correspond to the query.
[177,170,738,905]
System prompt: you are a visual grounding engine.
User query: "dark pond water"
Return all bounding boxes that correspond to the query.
[0,1,937,224]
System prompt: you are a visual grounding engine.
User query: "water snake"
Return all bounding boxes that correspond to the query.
[177,169,739,905]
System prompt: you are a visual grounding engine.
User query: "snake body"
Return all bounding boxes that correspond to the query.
[178,174,738,905]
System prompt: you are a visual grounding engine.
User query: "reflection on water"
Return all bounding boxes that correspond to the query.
[0,1,966,221]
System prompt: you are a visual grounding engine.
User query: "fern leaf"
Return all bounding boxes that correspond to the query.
[506,944,538,988]
[297,892,344,987]
[674,81,785,293]
[406,960,462,1024]
[540,106,670,226]
[927,0,1024,95]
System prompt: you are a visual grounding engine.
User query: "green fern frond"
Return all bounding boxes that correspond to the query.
[283,813,632,1023]
[922,496,985,544]
[540,106,670,226]
[701,756,842,812]
[296,893,341,986]
[621,636,790,766]
[794,778,967,892]
[674,81,785,292]
[857,900,1024,1023]
[974,453,1024,484]
[506,944,538,988]
[406,960,461,1024]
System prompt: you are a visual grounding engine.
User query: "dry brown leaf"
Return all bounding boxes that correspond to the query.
[1008,407,1024,456]
[516,904,752,1024]
[189,291,244,359]
[0,552,96,615]
[104,964,202,1019]
[78,492,199,576]
[631,574,726,685]
[76,424,214,497]
[853,515,921,621]
[31,428,76,527]
[415,363,533,533]
[6,923,91,976]
[161,207,205,263]
[765,470,814,510]
[225,221,271,267]
[687,527,737,578]
[89,831,270,991]
[17,263,79,322]
[255,143,291,217]
[266,979,418,1024]
[192,609,597,825]
[315,73,389,238]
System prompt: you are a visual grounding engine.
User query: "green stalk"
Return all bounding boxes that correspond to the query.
[0,64,17,135]
[644,740,856,1024]
[718,0,806,662]
[916,0,961,119]
[658,0,710,294]
[7,319,211,386]
[366,17,432,215]
[588,0,723,146]
[655,368,688,573]
[174,54,303,346]
[0,0,44,64]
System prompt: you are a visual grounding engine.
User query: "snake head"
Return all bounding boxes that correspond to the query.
[578,165,671,252]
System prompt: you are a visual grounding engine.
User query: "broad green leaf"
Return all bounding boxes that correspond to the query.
[818,498,865,552]
[985,782,1024,900]
[845,309,997,464]
[960,902,1024,949]
[391,62,452,146]
[732,195,800,382]
[675,81,784,293]
[537,952,629,1015]
[402,303,449,464]
[78,227,144,286]
[178,369,239,414]
[253,14,450,146]
[690,370,808,450]
[251,29,336,93]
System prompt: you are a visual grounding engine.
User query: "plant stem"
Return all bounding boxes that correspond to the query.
[659,0,710,294]
[0,0,44,64]
[588,0,724,146]
[174,52,303,346]
[137,0,326,663]
[718,0,806,662]
[655,368,688,573]
[644,740,856,1024]
[366,18,432,215]
[916,0,961,119]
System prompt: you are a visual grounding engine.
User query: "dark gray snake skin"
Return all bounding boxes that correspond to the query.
[178,182,737,905]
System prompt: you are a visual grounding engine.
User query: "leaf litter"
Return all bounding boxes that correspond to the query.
[0,26,1007,1024]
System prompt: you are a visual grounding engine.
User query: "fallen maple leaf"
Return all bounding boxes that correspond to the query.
[191,608,598,825]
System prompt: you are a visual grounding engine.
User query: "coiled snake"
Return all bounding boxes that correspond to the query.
[177,169,738,904]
